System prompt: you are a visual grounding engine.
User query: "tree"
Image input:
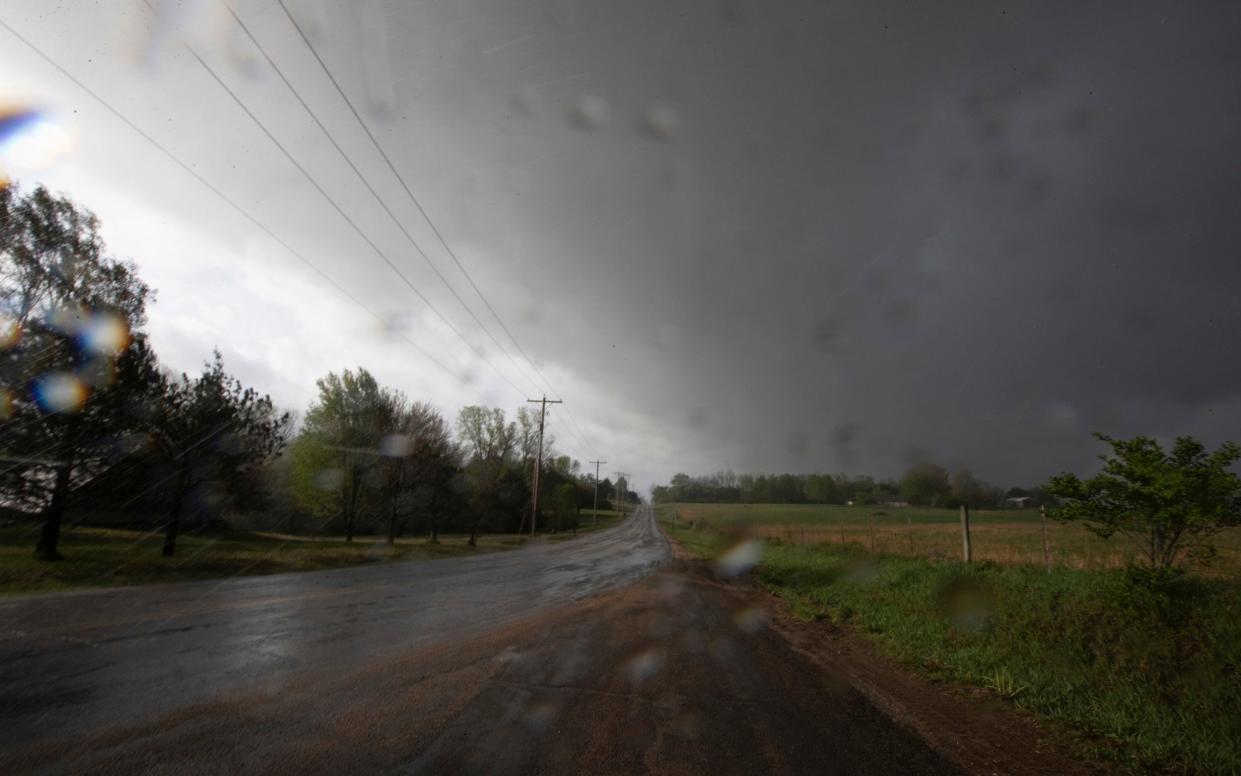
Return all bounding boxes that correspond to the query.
[297,368,399,541]
[1047,433,1241,570]
[900,462,950,506]
[153,351,290,556]
[457,406,524,542]
[401,402,460,544]
[0,184,161,559]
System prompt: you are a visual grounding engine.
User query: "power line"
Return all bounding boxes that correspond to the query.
[274,0,595,449]
[176,43,531,400]
[218,0,543,401]
[0,17,467,388]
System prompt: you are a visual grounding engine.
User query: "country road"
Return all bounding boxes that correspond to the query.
[0,508,1092,775]
[0,509,668,750]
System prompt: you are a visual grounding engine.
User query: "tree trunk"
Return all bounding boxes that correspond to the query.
[162,463,190,557]
[35,458,73,561]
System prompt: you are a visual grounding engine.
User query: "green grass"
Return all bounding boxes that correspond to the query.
[657,506,1241,774]
[0,523,527,596]
[670,502,1241,578]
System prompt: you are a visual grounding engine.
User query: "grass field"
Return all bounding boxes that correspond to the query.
[0,507,632,596]
[657,506,1241,774]
[668,503,1241,578]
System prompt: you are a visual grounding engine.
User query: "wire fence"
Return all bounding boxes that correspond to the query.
[668,506,1241,581]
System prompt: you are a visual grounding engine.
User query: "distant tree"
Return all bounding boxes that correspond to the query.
[1047,434,1241,570]
[402,403,460,544]
[900,462,950,507]
[153,351,291,556]
[296,368,399,541]
[549,482,578,533]
[457,406,524,542]
[0,184,162,559]
[949,468,990,508]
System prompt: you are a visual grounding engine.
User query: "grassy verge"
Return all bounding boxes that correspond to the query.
[0,523,526,596]
[543,509,628,542]
[656,508,1241,774]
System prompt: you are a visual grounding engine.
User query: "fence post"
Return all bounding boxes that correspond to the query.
[960,504,972,563]
[1040,504,1051,573]
[839,521,845,546]
[907,513,914,554]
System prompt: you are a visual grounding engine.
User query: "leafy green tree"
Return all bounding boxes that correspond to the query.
[297,368,399,541]
[0,184,161,559]
[153,351,290,556]
[1047,434,1241,569]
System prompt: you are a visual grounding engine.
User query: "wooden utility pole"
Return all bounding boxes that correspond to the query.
[960,504,972,563]
[589,459,607,528]
[614,471,630,515]
[526,396,562,536]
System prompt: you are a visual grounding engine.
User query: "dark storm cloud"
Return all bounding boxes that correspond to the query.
[7,0,1240,488]
[448,0,1241,485]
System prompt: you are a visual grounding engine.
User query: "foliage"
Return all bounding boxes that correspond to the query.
[899,461,950,506]
[1047,433,1241,569]
[151,351,291,555]
[0,183,162,559]
[661,513,1241,774]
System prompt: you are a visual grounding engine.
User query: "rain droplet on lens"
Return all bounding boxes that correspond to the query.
[35,372,88,414]
[623,646,666,682]
[810,316,845,353]
[381,434,413,457]
[715,539,763,578]
[569,95,610,131]
[0,317,20,350]
[637,104,680,140]
[314,468,344,492]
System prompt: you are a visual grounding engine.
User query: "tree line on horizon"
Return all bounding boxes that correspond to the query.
[0,184,635,560]
[650,465,1048,509]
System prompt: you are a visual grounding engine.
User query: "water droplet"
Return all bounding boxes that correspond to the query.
[0,388,14,420]
[623,646,666,682]
[79,312,131,355]
[314,468,344,492]
[715,539,763,578]
[569,95,610,131]
[732,606,768,633]
[637,104,680,140]
[34,373,89,413]
[381,434,413,457]
[0,107,74,172]
[524,699,559,734]
[0,317,20,350]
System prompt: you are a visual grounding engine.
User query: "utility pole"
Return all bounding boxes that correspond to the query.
[614,471,630,516]
[589,459,607,528]
[526,396,562,536]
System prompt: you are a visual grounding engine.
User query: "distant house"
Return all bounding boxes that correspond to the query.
[878,498,910,508]
[1005,496,1033,508]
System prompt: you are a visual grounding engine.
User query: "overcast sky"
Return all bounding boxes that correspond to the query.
[3,0,1240,491]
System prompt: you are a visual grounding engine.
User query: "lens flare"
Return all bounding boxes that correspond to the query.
[0,108,74,172]
[79,313,131,355]
[0,317,20,350]
[35,372,89,413]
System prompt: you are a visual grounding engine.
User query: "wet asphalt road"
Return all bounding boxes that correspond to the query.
[0,507,670,749]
